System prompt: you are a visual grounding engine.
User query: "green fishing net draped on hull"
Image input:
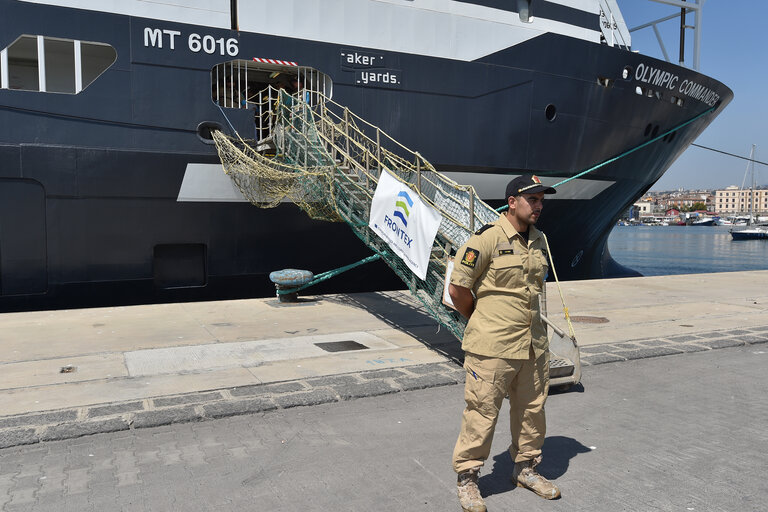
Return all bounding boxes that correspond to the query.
[212,89,500,340]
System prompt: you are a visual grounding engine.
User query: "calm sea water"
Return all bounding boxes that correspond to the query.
[607,225,768,277]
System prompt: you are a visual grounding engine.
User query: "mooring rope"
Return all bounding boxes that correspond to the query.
[491,104,716,339]
[552,105,716,189]
[496,104,717,214]
[275,253,382,295]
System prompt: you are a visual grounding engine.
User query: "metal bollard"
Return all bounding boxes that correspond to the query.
[269,269,314,303]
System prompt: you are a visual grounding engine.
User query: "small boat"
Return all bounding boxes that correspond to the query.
[731,226,768,240]
[730,145,763,240]
[691,217,716,226]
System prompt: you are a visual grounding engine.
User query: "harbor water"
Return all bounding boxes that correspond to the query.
[607,225,768,277]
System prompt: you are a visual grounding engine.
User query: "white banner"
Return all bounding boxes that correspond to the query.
[368,170,442,280]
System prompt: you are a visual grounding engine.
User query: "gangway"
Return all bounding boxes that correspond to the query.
[212,88,580,387]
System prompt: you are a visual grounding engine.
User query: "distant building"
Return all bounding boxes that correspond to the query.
[633,201,652,218]
[659,192,710,210]
[714,185,768,215]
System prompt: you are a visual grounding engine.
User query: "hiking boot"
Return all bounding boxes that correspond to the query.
[512,456,560,500]
[457,468,486,512]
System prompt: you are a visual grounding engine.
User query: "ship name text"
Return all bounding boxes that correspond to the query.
[340,51,385,69]
[634,62,720,107]
[143,27,239,57]
[383,215,413,247]
[340,49,402,89]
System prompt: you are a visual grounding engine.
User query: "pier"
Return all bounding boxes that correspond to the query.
[2,270,767,441]
[1,271,767,510]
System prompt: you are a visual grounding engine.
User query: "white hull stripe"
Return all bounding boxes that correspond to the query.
[20,0,602,62]
[177,164,614,203]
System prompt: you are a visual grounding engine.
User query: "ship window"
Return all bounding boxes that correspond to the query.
[44,38,75,93]
[0,35,116,94]
[5,35,38,91]
[81,42,117,90]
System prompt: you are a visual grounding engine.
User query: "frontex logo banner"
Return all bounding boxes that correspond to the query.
[394,191,412,226]
[369,170,442,280]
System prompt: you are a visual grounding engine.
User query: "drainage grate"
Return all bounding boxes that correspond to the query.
[570,315,609,324]
[314,340,369,353]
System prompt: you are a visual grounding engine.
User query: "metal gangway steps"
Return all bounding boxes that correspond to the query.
[212,87,580,387]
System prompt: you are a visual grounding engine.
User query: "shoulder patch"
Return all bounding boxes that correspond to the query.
[460,248,480,268]
[474,224,494,235]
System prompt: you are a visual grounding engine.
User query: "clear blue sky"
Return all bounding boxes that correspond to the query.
[617,0,767,191]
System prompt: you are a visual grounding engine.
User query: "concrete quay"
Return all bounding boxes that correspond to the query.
[1,270,768,449]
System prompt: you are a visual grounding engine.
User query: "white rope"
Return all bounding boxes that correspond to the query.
[542,232,577,342]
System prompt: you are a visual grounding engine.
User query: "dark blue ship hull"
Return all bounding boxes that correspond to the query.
[0,0,733,310]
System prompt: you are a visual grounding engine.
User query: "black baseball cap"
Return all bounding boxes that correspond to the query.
[505,174,556,199]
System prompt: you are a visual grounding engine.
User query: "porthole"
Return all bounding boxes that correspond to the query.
[545,103,557,122]
[622,66,633,80]
[644,123,652,137]
[651,125,659,138]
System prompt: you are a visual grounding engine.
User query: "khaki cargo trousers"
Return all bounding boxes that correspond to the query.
[453,351,549,474]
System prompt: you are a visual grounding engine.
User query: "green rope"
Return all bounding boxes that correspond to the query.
[276,253,382,295]
[496,105,717,212]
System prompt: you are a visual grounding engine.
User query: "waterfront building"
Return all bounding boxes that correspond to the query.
[714,186,768,215]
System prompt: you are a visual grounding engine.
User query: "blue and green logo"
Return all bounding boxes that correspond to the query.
[394,190,413,227]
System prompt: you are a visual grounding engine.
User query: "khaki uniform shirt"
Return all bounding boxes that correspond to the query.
[450,214,549,359]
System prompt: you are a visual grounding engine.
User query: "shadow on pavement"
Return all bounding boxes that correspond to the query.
[479,435,591,497]
[550,382,585,395]
[326,291,465,363]
[538,435,592,478]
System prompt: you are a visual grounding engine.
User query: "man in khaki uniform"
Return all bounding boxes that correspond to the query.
[449,175,559,512]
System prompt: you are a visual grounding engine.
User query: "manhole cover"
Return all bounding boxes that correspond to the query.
[314,340,369,353]
[569,316,609,324]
